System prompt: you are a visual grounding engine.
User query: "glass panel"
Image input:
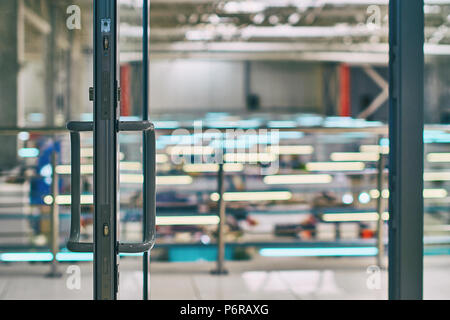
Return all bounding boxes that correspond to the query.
[117,0,146,300]
[423,1,450,300]
[0,0,94,299]
[146,0,391,299]
[2,0,448,301]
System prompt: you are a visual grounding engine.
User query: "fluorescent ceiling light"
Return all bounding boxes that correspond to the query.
[264,174,332,185]
[183,163,244,173]
[156,215,219,226]
[121,174,144,184]
[55,195,93,205]
[55,165,72,174]
[221,1,392,14]
[224,152,277,163]
[359,145,389,154]
[120,174,194,185]
[168,146,214,156]
[56,162,150,175]
[424,172,450,181]
[260,247,378,257]
[211,191,292,202]
[369,188,447,199]
[268,145,314,155]
[331,152,380,162]
[157,176,193,185]
[427,153,450,162]
[306,162,365,171]
[183,163,221,173]
[120,162,142,171]
[241,25,383,40]
[322,212,389,222]
[423,188,448,199]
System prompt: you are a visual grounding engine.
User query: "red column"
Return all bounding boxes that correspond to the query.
[120,64,131,117]
[339,64,351,117]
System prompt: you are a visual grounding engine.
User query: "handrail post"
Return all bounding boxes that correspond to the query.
[376,141,386,269]
[211,163,228,275]
[46,140,62,278]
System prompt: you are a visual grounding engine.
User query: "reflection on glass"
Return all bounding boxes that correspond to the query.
[0,0,448,300]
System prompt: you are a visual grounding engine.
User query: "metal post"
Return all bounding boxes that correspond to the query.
[93,0,119,300]
[46,144,62,278]
[244,61,251,110]
[65,31,74,123]
[376,146,386,269]
[142,0,150,300]
[45,3,56,127]
[335,223,341,240]
[211,163,228,275]
[388,0,424,300]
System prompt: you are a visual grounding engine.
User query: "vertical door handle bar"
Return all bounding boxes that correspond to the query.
[67,121,94,252]
[117,121,156,253]
[66,120,156,253]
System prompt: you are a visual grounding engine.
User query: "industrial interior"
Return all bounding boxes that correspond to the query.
[0,0,449,300]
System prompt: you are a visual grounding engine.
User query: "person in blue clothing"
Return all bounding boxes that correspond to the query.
[29,137,61,237]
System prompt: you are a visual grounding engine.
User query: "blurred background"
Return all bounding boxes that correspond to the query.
[0,0,449,300]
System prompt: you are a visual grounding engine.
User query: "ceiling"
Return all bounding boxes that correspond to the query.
[62,0,450,63]
[118,0,450,63]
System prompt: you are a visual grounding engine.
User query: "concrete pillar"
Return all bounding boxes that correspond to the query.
[45,2,56,127]
[0,0,19,169]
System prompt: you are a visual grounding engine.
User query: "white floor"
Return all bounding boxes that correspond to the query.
[0,256,449,300]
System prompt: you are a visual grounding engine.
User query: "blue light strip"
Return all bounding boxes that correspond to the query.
[18,148,39,158]
[56,252,93,262]
[1,246,448,262]
[268,121,297,128]
[0,252,53,262]
[259,247,378,257]
[153,121,180,129]
[0,252,144,262]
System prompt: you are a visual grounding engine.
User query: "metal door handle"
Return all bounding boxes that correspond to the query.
[66,121,93,252]
[117,121,156,253]
[66,120,156,253]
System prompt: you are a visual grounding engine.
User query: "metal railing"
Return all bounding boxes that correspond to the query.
[0,124,449,274]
